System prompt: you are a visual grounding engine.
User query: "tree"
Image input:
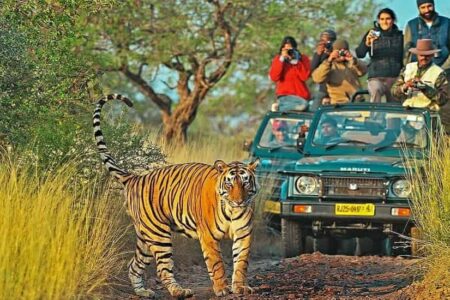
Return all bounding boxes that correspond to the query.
[85,0,379,143]
[83,1,255,143]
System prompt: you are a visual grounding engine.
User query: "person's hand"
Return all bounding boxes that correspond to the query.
[365,30,380,47]
[281,45,293,60]
[321,97,331,105]
[316,41,326,55]
[344,50,353,62]
[402,79,415,93]
[327,50,339,62]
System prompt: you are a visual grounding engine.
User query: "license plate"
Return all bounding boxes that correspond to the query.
[335,203,375,216]
[263,200,281,214]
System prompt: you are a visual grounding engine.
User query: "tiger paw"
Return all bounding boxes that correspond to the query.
[169,284,193,299]
[232,284,254,295]
[134,287,156,298]
[214,286,231,297]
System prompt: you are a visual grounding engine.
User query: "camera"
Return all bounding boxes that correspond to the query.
[371,30,381,38]
[325,41,332,50]
[413,80,427,90]
[287,49,298,57]
[338,49,346,56]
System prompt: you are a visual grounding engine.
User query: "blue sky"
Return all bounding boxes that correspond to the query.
[380,0,450,29]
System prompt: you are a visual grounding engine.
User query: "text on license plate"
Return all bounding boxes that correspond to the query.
[335,203,375,216]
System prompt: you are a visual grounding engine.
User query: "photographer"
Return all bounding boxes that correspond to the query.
[355,8,403,103]
[391,39,448,110]
[269,36,311,111]
[310,30,337,108]
[311,30,337,71]
[312,40,367,104]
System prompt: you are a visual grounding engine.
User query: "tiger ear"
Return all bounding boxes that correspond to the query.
[214,160,228,173]
[248,158,260,171]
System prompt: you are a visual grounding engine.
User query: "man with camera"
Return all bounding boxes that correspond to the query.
[391,39,448,111]
[269,36,311,111]
[310,30,337,109]
[312,40,367,104]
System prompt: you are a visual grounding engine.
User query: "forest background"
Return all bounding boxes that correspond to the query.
[2,1,450,299]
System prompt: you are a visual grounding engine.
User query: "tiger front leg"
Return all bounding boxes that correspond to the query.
[198,234,231,297]
[230,219,254,295]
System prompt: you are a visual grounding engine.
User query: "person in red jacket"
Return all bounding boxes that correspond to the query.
[269,36,312,111]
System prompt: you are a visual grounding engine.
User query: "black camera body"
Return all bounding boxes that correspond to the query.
[287,49,295,57]
[325,41,332,50]
[413,80,427,90]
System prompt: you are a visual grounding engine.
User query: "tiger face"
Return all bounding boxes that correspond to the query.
[215,159,260,208]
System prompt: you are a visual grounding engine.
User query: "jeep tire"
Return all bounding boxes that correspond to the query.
[281,218,303,258]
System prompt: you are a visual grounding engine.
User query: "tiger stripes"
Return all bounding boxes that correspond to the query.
[93,94,260,298]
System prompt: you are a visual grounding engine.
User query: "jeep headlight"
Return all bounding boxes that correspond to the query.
[295,176,319,195]
[392,179,412,198]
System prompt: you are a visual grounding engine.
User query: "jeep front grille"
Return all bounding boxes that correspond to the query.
[321,177,387,199]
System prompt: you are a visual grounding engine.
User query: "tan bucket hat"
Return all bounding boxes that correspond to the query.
[409,39,441,55]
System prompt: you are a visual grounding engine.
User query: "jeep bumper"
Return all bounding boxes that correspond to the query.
[281,201,412,223]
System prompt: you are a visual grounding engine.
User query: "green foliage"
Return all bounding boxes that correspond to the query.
[1,0,380,155]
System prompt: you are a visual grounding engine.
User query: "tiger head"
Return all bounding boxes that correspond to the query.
[214,159,260,208]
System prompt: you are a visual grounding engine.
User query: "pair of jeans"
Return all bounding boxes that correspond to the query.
[276,95,308,111]
[367,77,397,103]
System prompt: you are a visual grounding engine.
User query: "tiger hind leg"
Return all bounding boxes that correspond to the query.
[149,237,193,298]
[128,238,156,298]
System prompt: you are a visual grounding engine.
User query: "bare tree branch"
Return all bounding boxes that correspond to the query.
[121,65,172,114]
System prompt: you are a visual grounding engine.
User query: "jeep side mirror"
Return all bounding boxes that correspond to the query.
[243,139,253,152]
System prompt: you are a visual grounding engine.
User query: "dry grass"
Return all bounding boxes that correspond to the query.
[0,155,126,299]
[406,133,450,299]
[157,132,247,164]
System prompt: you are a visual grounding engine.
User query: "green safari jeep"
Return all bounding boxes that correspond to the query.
[244,110,313,228]
[279,102,441,257]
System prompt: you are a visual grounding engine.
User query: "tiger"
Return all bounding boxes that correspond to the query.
[93,94,260,299]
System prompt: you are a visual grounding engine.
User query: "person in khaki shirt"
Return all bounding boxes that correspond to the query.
[312,40,367,104]
[391,39,448,111]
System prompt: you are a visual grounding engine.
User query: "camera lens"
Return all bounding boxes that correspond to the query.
[287,49,295,56]
[338,50,346,56]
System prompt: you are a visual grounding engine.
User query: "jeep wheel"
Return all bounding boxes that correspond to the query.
[281,218,303,258]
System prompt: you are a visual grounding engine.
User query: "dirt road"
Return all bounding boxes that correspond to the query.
[113,229,418,300]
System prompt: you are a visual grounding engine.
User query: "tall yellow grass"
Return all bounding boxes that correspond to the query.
[0,156,125,299]
[406,133,450,298]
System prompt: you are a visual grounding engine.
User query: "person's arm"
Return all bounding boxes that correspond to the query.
[310,53,322,71]
[269,55,285,82]
[294,54,311,81]
[348,57,367,76]
[440,17,450,71]
[421,72,449,106]
[391,67,408,101]
[311,59,332,84]
[403,22,413,66]
[355,31,370,58]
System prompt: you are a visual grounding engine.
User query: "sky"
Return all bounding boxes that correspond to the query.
[380,0,450,29]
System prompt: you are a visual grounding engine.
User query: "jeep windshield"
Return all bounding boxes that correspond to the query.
[259,117,311,150]
[311,110,428,150]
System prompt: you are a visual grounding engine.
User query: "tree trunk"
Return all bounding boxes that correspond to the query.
[161,94,203,144]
